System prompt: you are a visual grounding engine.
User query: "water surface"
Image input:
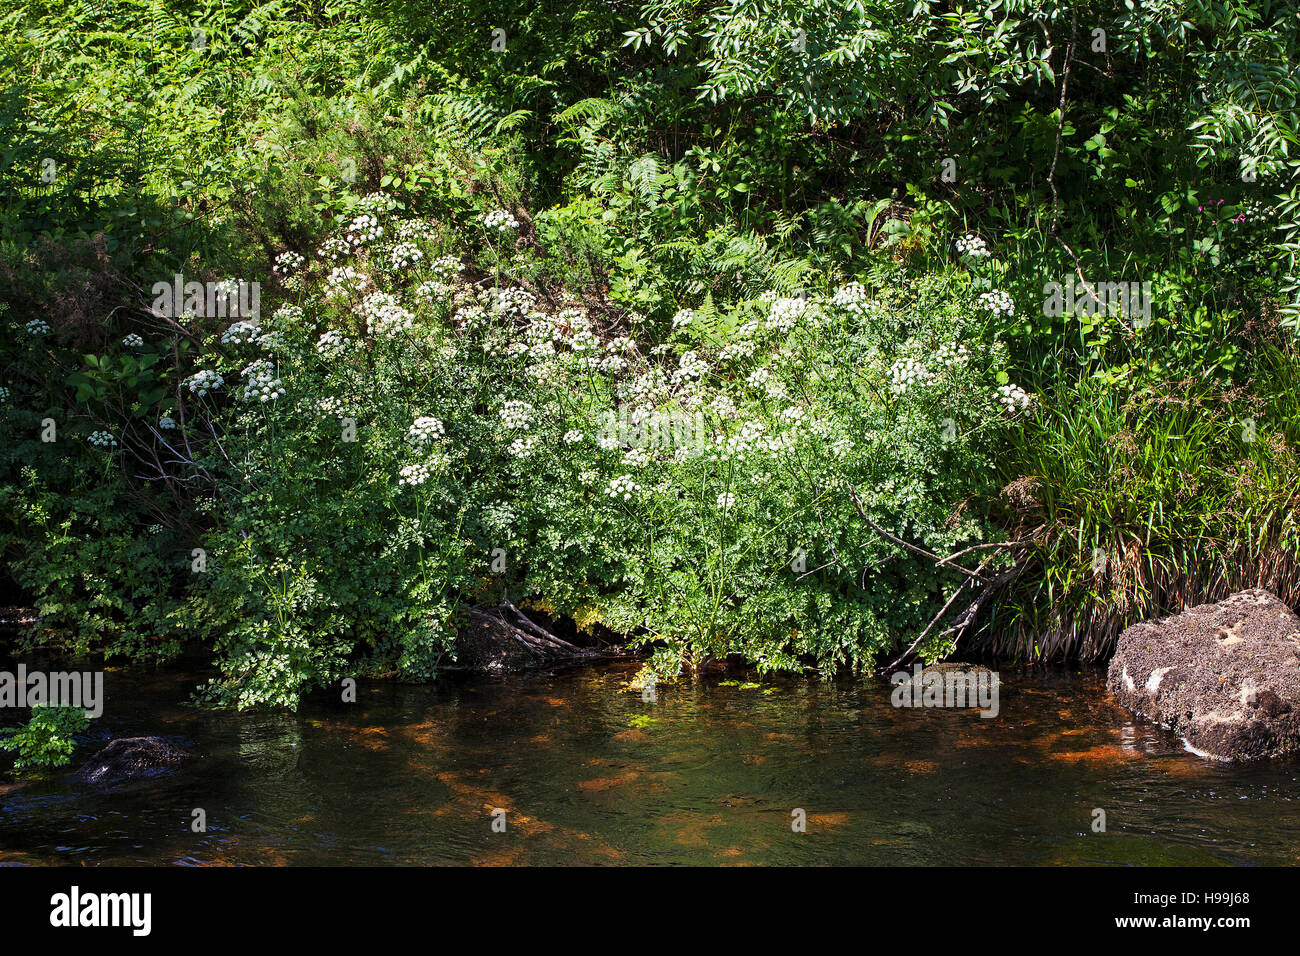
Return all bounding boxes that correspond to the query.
[1,661,1297,865]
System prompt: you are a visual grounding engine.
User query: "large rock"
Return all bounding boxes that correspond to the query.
[74,736,189,785]
[1107,589,1300,760]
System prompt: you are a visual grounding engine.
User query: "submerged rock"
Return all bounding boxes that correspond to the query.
[74,736,189,785]
[1107,589,1300,760]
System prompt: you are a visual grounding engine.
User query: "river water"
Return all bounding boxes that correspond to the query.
[1,660,1297,865]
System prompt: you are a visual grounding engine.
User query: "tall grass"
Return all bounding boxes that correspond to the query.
[983,350,1300,661]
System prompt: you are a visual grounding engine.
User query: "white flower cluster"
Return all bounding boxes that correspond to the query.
[766,296,807,332]
[672,350,709,385]
[398,462,432,487]
[274,251,306,275]
[955,234,990,258]
[1235,200,1269,226]
[507,435,538,458]
[390,242,423,270]
[716,492,735,509]
[671,308,694,330]
[122,333,144,348]
[324,266,370,298]
[481,209,519,232]
[394,218,435,243]
[933,343,971,368]
[221,320,262,345]
[563,429,584,444]
[979,289,1015,316]
[709,420,769,462]
[345,214,383,248]
[362,292,414,337]
[718,328,758,362]
[571,328,600,354]
[318,236,351,262]
[159,416,177,429]
[357,192,398,216]
[709,394,737,418]
[492,287,536,318]
[241,359,284,403]
[316,329,352,357]
[415,280,452,303]
[26,318,51,335]
[500,400,533,429]
[407,415,445,446]
[87,430,118,447]
[744,366,786,400]
[606,475,639,501]
[312,398,359,424]
[455,304,490,333]
[889,357,933,394]
[430,256,463,282]
[996,383,1033,412]
[831,282,869,315]
[257,330,287,351]
[187,369,225,396]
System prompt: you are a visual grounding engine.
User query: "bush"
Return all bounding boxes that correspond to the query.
[0,706,92,770]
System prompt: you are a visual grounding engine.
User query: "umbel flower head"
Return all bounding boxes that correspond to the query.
[482,209,520,232]
[241,359,284,402]
[187,369,224,397]
[407,415,445,446]
[978,289,1015,316]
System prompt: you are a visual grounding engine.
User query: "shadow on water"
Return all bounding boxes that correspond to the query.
[1,659,1297,865]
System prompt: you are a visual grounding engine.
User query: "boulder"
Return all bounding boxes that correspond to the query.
[74,736,189,785]
[1107,589,1300,760]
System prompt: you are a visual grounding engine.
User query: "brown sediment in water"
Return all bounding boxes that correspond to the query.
[807,811,851,828]
[430,768,625,861]
[577,771,640,792]
[904,760,939,774]
[472,846,525,866]
[344,726,392,751]
[1047,744,1143,767]
[658,810,727,847]
[393,718,451,752]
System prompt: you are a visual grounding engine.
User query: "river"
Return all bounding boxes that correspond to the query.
[1,660,1297,865]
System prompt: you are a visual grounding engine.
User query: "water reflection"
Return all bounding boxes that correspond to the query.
[1,662,1297,865]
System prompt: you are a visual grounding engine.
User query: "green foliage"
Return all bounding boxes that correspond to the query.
[2,0,1297,708]
[0,706,92,770]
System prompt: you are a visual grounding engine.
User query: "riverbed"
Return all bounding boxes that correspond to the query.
[1,661,1297,865]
